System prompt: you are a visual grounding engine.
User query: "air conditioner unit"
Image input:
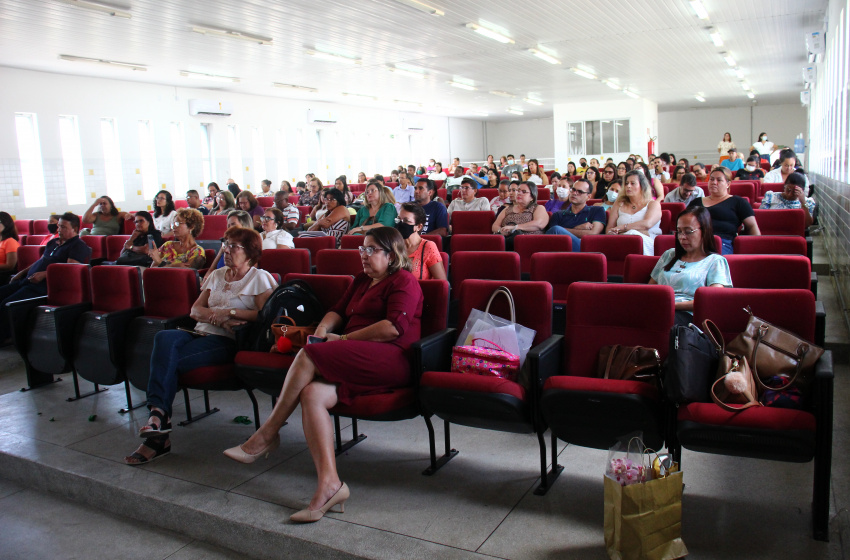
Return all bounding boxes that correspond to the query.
[801,91,811,106]
[307,109,338,124]
[806,31,825,54]
[803,66,817,83]
[188,99,233,116]
[403,118,424,130]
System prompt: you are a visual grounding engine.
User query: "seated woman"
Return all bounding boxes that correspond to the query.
[490,180,511,212]
[299,188,351,247]
[209,210,255,271]
[672,165,687,183]
[523,159,549,186]
[116,211,164,267]
[545,178,570,213]
[650,206,732,326]
[149,208,206,269]
[152,190,178,238]
[492,181,549,250]
[125,227,277,465]
[81,195,129,236]
[236,191,265,229]
[211,190,236,216]
[594,180,621,211]
[763,150,810,188]
[357,171,367,184]
[635,162,665,199]
[687,167,760,255]
[734,155,766,182]
[223,227,423,523]
[760,172,816,227]
[349,182,398,235]
[280,180,294,195]
[309,188,329,223]
[260,208,295,249]
[203,182,220,210]
[334,176,355,205]
[0,212,20,285]
[397,203,446,280]
[39,215,61,246]
[606,170,662,255]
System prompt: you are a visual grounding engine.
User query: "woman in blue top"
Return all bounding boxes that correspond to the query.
[650,206,732,326]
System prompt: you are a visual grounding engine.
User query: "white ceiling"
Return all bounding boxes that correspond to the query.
[0,0,828,121]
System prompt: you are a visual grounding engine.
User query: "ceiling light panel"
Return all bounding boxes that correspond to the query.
[570,67,597,80]
[528,48,561,65]
[694,95,706,102]
[180,70,239,83]
[465,23,514,44]
[59,54,145,71]
[448,81,477,91]
[523,98,543,106]
[393,0,444,16]
[57,0,130,18]
[507,108,524,115]
[489,90,515,98]
[306,50,360,64]
[273,83,317,93]
[690,0,710,20]
[191,25,272,45]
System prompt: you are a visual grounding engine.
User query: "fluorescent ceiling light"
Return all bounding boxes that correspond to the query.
[342,92,377,100]
[180,70,239,83]
[390,66,427,79]
[59,54,146,71]
[570,67,597,80]
[603,80,621,90]
[528,48,561,65]
[724,55,736,67]
[735,69,745,79]
[694,95,706,102]
[191,25,272,45]
[747,92,755,99]
[394,99,422,107]
[489,90,515,98]
[448,81,477,91]
[523,98,543,106]
[507,109,524,116]
[273,83,317,93]
[623,89,640,99]
[57,0,131,18]
[306,49,360,64]
[690,0,710,20]
[709,31,723,46]
[393,0,444,16]
[465,23,514,44]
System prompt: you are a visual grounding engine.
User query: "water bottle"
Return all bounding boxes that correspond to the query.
[794,134,805,154]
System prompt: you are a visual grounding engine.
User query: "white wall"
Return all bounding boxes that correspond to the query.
[0,67,486,219]
[553,98,658,172]
[657,103,807,162]
[484,118,554,162]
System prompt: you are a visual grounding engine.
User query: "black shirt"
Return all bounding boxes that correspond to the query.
[687,196,754,241]
[735,169,764,181]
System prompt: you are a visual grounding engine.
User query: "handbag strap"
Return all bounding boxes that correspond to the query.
[710,373,762,412]
[750,322,810,392]
[484,286,516,323]
[602,344,620,380]
[702,319,726,354]
[471,338,507,352]
[418,242,426,280]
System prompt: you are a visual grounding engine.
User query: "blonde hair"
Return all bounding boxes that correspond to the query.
[615,170,652,206]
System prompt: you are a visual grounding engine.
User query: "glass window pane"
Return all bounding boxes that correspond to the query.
[227,124,244,186]
[15,112,47,208]
[616,120,631,153]
[58,115,86,205]
[601,120,615,153]
[200,123,215,187]
[275,128,288,183]
[585,120,601,154]
[252,127,266,190]
[100,118,125,202]
[567,122,584,155]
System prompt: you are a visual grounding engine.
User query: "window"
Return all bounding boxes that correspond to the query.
[14,112,47,208]
[275,128,289,182]
[58,115,86,205]
[616,120,631,153]
[100,118,125,201]
[137,120,159,199]
[567,122,584,156]
[169,122,189,193]
[200,123,216,186]
[227,124,244,185]
[600,121,615,153]
[252,127,266,189]
[584,121,601,154]
[568,119,630,155]
[296,128,308,178]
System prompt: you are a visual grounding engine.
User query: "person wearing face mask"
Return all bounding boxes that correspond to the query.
[396,203,446,280]
[664,173,704,205]
[40,215,61,246]
[502,153,523,177]
[751,133,775,162]
[545,179,606,251]
[545,178,572,213]
[734,156,766,182]
[447,178,490,221]
[594,180,622,212]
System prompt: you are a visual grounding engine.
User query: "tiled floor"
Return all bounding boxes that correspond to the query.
[0,237,847,559]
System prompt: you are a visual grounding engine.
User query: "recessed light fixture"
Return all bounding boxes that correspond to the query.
[57,0,131,18]
[523,98,543,106]
[191,25,272,45]
[465,23,514,44]
[489,90,515,98]
[747,92,755,99]
[390,66,427,79]
[393,0,444,16]
[342,92,378,100]
[724,55,736,67]
[690,0,710,20]
[394,99,423,107]
[306,49,360,64]
[180,70,240,83]
[570,67,597,80]
[603,80,621,90]
[273,83,317,93]
[528,48,561,65]
[623,89,640,99]
[709,30,724,47]
[59,54,146,71]
[448,81,477,91]
[507,108,524,116]
[694,95,706,102]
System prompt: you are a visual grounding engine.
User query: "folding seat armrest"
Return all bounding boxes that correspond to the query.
[527,335,564,386]
[806,236,813,261]
[412,328,456,377]
[163,314,195,330]
[6,295,48,349]
[814,350,833,381]
[811,272,818,299]
[815,301,825,348]
[101,306,145,364]
[53,302,94,359]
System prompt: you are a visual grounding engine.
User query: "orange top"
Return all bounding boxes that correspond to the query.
[0,238,20,265]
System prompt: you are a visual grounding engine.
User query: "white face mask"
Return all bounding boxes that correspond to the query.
[556,187,569,199]
[606,189,619,202]
[760,136,767,142]
[507,159,515,165]
[745,164,756,172]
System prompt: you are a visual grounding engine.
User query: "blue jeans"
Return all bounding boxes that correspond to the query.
[146,330,237,416]
[546,226,582,252]
[721,238,733,255]
[0,279,48,341]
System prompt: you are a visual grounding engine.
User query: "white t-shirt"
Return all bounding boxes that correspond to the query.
[262,229,295,249]
[428,171,447,181]
[196,267,278,339]
[153,210,177,236]
[447,196,490,215]
[753,141,775,155]
[526,174,543,185]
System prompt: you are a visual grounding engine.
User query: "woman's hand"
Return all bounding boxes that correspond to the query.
[324,333,342,341]
[499,225,517,235]
[608,227,620,235]
[221,318,247,332]
[149,245,162,265]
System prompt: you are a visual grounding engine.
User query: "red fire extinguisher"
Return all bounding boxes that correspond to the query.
[647,136,656,156]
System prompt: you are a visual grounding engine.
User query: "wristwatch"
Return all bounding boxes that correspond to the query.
[229,309,237,317]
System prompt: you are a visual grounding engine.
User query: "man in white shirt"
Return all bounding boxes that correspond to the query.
[650,158,670,182]
[445,166,465,198]
[273,191,301,231]
[663,180,704,205]
[392,172,416,204]
[447,178,490,221]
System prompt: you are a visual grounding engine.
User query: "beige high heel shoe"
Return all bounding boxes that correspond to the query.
[223,434,280,464]
[290,483,350,523]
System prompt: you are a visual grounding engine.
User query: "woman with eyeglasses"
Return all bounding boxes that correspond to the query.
[225,227,423,524]
[594,163,618,198]
[492,181,549,250]
[126,226,277,466]
[152,190,178,238]
[687,167,760,255]
[650,206,732,326]
[211,190,236,216]
[115,211,163,267]
[204,182,221,210]
[350,181,398,235]
[396,203,446,280]
[490,180,512,212]
[584,166,600,196]
[300,188,351,247]
[606,170,662,255]
[260,208,295,249]
[148,208,206,269]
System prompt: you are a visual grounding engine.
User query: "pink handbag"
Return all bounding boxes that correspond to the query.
[451,338,520,381]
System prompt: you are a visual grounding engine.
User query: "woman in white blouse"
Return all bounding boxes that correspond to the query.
[260,208,295,249]
[750,132,775,162]
[152,190,178,238]
[717,132,736,157]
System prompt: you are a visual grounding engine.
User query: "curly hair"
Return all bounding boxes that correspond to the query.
[176,208,205,238]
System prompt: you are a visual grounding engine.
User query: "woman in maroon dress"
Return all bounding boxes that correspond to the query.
[223,227,423,523]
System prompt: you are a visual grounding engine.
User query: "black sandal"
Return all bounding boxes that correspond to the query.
[138,408,171,438]
[124,436,171,466]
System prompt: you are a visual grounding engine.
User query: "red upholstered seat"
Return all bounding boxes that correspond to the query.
[293,236,335,264]
[658,202,685,234]
[580,235,643,278]
[530,252,606,305]
[329,388,417,418]
[197,215,228,240]
[514,235,573,276]
[15,220,32,235]
[729,182,755,205]
[451,211,495,235]
[17,245,45,269]
[106,235,130,261]
[733,235,807,257]
[234,351,294,370]
[90,265,142,312]
[32,220,49,234]
[724,254,811,290]
[180,364,238,386]
[339,235,362,250]
[476,188,498,199]
[421,370,526,401]
[47,263,92,306]
[258,248,311,277]
[543,375,659,401]
[449,234,504,254]
[622,254,660,284]
[449,251,520,293]
[316,249,362,276]
[678,403,816,432]
[422,234,443,252]
[753,208,806,237]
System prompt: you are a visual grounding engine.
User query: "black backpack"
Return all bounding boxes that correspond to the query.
[241,279,325,352]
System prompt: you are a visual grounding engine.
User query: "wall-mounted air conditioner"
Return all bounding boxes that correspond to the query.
[803,66,817,83]
[403,118,424,130]
[806,31,824,54]
[801,91,811,106]
[307,109,338,124]
[188,99,233,116]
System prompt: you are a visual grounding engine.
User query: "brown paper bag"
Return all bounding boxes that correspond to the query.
[603,471,688,560]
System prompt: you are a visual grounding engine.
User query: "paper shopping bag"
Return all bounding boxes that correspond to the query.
[603,471,688,560]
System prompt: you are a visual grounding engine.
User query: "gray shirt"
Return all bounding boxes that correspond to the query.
[664,186,705,205]
[502,164,523,177]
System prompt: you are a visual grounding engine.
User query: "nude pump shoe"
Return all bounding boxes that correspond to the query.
[290,483,350,523]
[223,434,280,464]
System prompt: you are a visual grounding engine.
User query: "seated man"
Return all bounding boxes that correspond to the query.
[650,158,670,182]
[273,191,300,232]
[664,173,704,205]
[447,178,490,220]
[577,157,589,174]
[0,212,92,343]
[545,179,605,251]
[692,163,708,181]
[392,172,416,204]
[501,154,523,178]
[414,178,448,237]
[186,189,209,215]
[720,148,744,172]
[445,166,465,199]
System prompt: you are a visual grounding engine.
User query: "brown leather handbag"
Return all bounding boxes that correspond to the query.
[596,345,661,388]
[270,316,317,350]
[726,307,824,395]
[704,319,762,412]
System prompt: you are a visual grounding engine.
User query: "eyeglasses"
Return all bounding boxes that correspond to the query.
[460,186,475,191]
[260,216,275,222]
[223,243,245,251]
[174,221,186,227]
[569,187,590,195]
[358,245,387,257]
[516,189,532,195]
[394,217,415,225]
[676,228,700,237]
[604,170,615,174]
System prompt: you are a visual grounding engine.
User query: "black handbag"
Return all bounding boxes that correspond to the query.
[664,323,718,403]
